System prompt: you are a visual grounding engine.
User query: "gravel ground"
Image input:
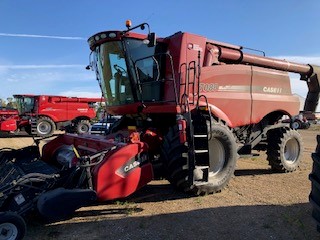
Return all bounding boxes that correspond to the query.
[0,127,319,240]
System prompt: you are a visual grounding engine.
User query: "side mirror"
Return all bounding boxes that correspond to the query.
[147,32,156,47]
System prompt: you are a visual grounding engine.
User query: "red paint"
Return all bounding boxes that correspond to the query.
[0,108,20,131]
[87,28,319,125]
[14,94,101,122]
[177,119,187,143]
[0,119,17,131]
[92,142,152,201]
[42,134,153,201]
[0,95,103,133]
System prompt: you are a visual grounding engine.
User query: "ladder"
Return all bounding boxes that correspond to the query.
[30,117,38,135]
[179,55,212,185]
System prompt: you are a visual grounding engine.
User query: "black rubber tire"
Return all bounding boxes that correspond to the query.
[304,122,311,129]
[310,135,320,232]
[292,120,301,129]
[161,125,190,191]
[162,121,238,195]
[267,128,303,172]
[36,116,56,137]
[0,212,26,240]
[75,120,90,134]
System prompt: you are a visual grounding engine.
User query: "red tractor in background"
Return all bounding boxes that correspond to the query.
[1,21,320,239]
[0,94,102,136]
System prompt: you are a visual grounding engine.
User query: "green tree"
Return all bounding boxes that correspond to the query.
[0,98,5,107]
[6,97,17,109]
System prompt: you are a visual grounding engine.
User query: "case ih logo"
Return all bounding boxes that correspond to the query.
[262,87,282,94]
[199,83,285,95]
[116,153,148,178]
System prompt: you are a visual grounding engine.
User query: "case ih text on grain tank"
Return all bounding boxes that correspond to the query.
[0,95,102,136]
[1,21,320,239]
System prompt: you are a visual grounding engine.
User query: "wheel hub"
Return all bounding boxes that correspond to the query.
[37,122,51,135]
[0,223,18,240]
[209,138,225,176]
[284,138,300,164]
[80,125,89,133]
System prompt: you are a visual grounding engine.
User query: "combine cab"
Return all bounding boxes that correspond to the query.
[1,21,320,239]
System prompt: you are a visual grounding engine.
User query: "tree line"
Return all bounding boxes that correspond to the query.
[0,97,17,109]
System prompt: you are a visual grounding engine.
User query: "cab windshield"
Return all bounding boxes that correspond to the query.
[94,39,157,106]
[15,97,35,114]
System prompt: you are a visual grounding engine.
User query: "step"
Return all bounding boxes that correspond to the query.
[195,165,209,170]
[194,134,208,138]
[193,181,208,186]
[193,165,209,183]
[239,153,260,159]
[194,149,208,154]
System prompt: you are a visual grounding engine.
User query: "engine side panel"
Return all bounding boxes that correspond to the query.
[251,66,300,123]
[199,65,299,127]
[200,65,252,127]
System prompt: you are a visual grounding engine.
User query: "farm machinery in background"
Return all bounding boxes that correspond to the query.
[0,94,103,136]
[0,107,19,130]
[1,21,320,239]
[282,111,313,130]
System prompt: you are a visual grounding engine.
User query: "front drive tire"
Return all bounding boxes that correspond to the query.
[198,121,238,194]
[0,212,26,240]
[162,122,238,195]
[267,128,303,172]
[36,117,56,137]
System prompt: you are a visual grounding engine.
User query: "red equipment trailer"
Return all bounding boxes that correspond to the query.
[1,21,320,239]
[0,94,103,136]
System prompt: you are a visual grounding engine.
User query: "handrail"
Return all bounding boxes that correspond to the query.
[133,53,178,104]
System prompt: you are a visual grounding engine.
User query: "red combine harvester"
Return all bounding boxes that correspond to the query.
[1,21,319,239]
[0,94,102,136]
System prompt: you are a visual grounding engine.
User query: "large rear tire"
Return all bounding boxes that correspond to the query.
[0,212,26,240]
[267,128,303,172]
[162,121,238,195]
[36,116,56,137]
[310,135,320,232]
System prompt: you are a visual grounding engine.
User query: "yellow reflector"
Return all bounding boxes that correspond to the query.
[72,145,80,158]
[128,126,137,131]
[199,106,208,111]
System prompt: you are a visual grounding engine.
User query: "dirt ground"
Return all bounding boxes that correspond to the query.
[1,127,319,240]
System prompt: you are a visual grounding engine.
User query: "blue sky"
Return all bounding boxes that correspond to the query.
[1,0,319,104]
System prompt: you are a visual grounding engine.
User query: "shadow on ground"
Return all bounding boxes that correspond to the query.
[0,131,62,138]
[25,202,318,240]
